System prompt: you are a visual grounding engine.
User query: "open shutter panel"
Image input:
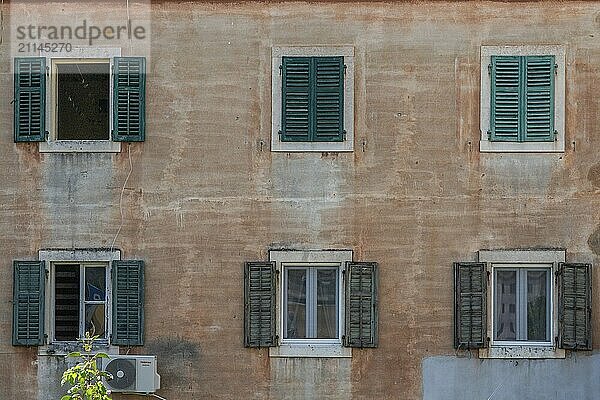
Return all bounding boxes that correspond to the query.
[244,262,276,347]
[524,55,555,142]
[559,263,592,350]
[14,58,46,142]
[454,262,486,349]
[344,261,378,348]
[113,57,146,142]
[112,260,144,346]
[314,57,344,142]
[281,57,311,142]
[490,56,520,142]
[13,261,45,346]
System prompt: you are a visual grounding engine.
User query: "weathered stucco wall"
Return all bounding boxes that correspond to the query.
[1,1,600,399]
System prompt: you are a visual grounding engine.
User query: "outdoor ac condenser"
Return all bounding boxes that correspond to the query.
[101,355,161,394]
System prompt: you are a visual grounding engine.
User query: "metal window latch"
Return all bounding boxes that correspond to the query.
[279,65,282,75]
[487,130,492,140]
[278,130,282,137]
[344,64,347,75]
[554,64,558,73]
[488,64,492,75]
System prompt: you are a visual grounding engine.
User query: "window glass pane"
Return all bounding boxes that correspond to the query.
[527,270,548,341]
[57,63,110,140]
[54,264,80,341]
[316,269,338,338]
[286,269,306,339]
[85,267,106,301]
[495,270,517,341]
[85,304,106,338]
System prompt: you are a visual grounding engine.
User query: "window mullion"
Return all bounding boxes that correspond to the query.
[519,269,527,341]
[308,268,317,339]
[79,264,85,339]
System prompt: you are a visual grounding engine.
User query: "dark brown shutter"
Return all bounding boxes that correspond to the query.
[454,262,487,349]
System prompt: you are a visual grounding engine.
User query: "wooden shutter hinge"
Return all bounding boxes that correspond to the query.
[279,65,282,76]
[344,64,347,75]
[487,130,491,140]
[342,130,347,140]
[554,130,558,141]
[278,130,282,138]
[487,64,492,75]
[554,64,558,74]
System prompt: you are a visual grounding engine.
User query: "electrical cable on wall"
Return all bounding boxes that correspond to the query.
[110,143,133,252]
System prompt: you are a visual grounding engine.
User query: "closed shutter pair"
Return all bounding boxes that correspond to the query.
[280,56,345,142]
[454,262,592,350]
[12,260,145,346]
[490,55,556,142]
[244,261,378,348]
[14,57,146,142]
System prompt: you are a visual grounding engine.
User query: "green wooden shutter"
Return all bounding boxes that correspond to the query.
[490,56,520,142]
[13,261,45,346]
[244,261,276,347]
[281,57,311,142]
[14,58,46,142]
[314,57,344,142]
[344,261,378,348]
[524,55,555,142]
[113,57,146,142]
[112,260,144,346]
[558,263,592,350]
[454,262,486,349]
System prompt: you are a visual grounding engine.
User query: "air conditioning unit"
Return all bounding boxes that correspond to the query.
[101,355,161,394]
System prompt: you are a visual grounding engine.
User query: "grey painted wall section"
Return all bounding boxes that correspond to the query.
[423,355,600,400]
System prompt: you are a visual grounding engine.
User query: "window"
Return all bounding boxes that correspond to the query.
[454,250,592,359]
[480,46,565,152]
[14,48,146,152]
[493,264,551,344]
[271,47,354,152]
[244,250,377,358]
[12,249,145,352]
[283,265,340,342]
[52,263,109,342]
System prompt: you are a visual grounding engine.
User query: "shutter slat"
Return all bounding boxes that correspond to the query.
[454,262,486,349]
[14,58,46,142]
[524,56,554,141]
[314,57,344,141]
[490,56,520,141]
[559,263,592,350]
[244,261,276,347]
[112,57,146,142]
[13,260,45,346]
[344,261,378,348]
[281,57,311,142]
[111,260,144,346]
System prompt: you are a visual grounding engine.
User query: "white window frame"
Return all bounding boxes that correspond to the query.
[479,45,566,153]
[39,47,121,153]
[478,249,566,359]
[271,46,354,152]
[269,249,352,358]
[50,262,109,342]
[38,249,120,355]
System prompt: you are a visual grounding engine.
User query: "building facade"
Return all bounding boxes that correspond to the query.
[1,1,600,399]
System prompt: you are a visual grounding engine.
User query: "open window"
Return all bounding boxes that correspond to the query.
[454,250,592,358]
[244,250,377,357]
[14,51,145,152]
[12,249,145,351]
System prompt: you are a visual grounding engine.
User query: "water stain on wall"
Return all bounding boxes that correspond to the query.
[145,336,202,391]
[587,225,600,255]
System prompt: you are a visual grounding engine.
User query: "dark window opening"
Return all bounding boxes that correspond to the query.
[54,264,80,341]
[57,63,110,140]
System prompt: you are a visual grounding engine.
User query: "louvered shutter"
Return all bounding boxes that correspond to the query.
[112,260,144,346]
[454,262,486,349]
[314,57,344,142]
[14,58,46,142]
[490,56,520,142]
[344,261,378,348]
[244,262,276,347]
[558,263,592,350]
[524,56,555,142]
[13,261,45,346]
[281,57,311,142]
[113,57,146,142]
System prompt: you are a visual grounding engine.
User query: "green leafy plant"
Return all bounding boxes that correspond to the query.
[60,332,113,400]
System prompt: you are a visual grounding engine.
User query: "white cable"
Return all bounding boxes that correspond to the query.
[110,143,133,252]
